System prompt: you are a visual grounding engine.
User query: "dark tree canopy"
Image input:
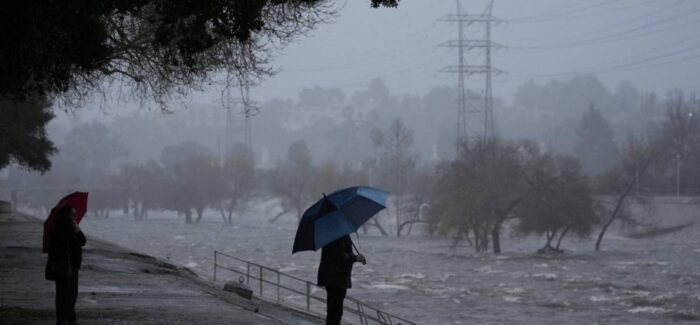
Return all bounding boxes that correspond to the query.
[0,99,56,172]
[0,0,398,172]
[0,0,399,102]
[574,105,619,176]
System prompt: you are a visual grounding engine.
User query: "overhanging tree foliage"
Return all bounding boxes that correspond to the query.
[0,0,399,171]
[0,99,56,172]
[0,0,398,102]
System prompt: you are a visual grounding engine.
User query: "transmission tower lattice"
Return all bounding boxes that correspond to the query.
[223,85,257,158]
[223,88,242,158]
[439,0,503,139]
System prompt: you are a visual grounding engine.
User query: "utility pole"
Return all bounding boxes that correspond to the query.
[223,88,242,159]
[439,0,503,140]
[223,85,258,159]
[241,86,258,151]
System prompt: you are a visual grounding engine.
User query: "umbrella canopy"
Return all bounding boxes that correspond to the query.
[42,192,88,253]
[292,186,388,254]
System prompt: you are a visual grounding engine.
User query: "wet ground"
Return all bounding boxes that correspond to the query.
[78,198,700,325]
[0,212,322,325]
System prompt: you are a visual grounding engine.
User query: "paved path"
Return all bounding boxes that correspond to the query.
[0,212,322,325]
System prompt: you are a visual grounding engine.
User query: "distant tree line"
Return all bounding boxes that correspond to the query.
[2,81,699,255]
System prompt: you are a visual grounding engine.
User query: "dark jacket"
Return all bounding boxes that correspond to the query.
[48,217,87,275]
[317,235,357,289]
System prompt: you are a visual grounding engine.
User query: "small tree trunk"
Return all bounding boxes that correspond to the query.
[491,226,501,254]
[595,216,616,251]
[185,211,192,224]
[227,204,235,224]
[219,203,228,223]
[595,193,630,251]
[462,228,474,248]
[395,194,401,237]
[370,219,389,236]
[195,208,204,223]
[540,230,558,253]
[555,227,570,250]
[268,210,288,223]
[122,195,129,215]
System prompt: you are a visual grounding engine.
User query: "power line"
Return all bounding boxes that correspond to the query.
[505,38,700,82]
[282,23,453,73]
[510,4,700,50]
[506,0,627,23]
[605,42,700,71]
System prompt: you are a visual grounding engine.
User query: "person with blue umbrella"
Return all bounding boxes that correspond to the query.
[292,186,389,325]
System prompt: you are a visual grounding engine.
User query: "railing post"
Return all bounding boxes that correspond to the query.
[277,272,281,303]
[259,265,264,296]
[357,301,367,325]
[10,190,17,212]
[306,282,311,311]
[210,251,415,324]
[377,309,391,325]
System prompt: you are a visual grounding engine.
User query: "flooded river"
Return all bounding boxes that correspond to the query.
[81,198,700,324]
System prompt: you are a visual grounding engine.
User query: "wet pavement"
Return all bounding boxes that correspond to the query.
[0,212,322,325]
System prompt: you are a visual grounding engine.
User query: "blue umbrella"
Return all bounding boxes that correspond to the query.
[292,186,389,253]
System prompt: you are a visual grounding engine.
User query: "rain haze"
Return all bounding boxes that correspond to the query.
[2,1,700,324]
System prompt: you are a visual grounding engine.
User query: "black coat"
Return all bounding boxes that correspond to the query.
[317,235,357,289]
[48,218,86,275]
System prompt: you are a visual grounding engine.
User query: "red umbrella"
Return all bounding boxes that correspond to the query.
[42,192,89,253]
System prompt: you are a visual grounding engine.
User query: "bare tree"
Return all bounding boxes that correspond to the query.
[269,140,315,222]
[120,160,165,221]
[159,142,220,224]
[377,118,416,236]
[397,165,433,236]
[594,137,658,251]
[219,143,256,224]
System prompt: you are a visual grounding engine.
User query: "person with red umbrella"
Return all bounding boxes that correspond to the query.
[44,192,88,325]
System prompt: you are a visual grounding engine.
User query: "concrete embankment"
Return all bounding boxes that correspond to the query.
[0,212,322,325]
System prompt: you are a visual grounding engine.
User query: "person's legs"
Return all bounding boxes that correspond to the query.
[55,278,70,325]
[68,271,79,323]
[325,287,347,325]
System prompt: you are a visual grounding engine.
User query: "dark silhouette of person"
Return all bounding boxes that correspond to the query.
[317,235,366,325]
[48,205,86,325]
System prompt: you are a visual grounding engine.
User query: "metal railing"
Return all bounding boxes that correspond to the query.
[213,250,416,325]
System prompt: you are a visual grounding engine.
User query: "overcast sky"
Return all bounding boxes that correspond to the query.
[256,0,700,100]
[57,0,700,122]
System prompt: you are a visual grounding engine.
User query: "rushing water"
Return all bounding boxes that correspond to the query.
[80,199,700,324]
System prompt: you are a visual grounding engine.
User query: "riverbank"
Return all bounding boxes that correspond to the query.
[0,212,322,325]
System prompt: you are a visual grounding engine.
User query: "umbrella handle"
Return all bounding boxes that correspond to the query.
[350,241,366,265]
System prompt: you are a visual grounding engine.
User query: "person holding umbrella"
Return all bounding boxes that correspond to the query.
[44,192,88,325]
[292,186,387,325]
[318,234,366,325]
